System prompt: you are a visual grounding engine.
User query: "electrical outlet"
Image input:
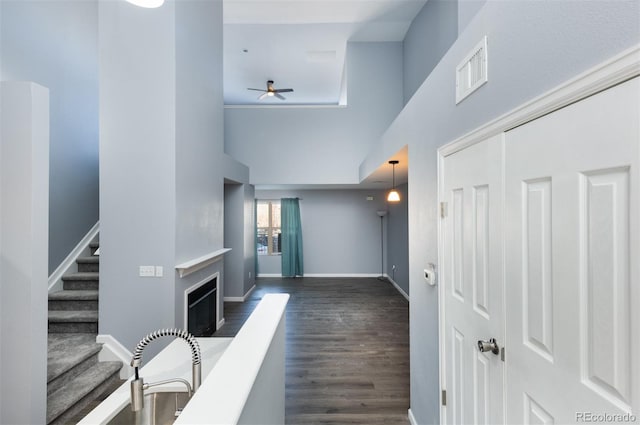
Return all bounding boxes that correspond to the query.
[155,266,163,277]
[139,265,155,277]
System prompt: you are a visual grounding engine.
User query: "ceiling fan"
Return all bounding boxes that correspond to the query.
[247,80,293,100]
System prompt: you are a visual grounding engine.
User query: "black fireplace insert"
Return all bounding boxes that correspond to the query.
[187,277,217,337]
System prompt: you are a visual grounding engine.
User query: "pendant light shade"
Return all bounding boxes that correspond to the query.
[125,0,165,8]
[387,160,400,203]
[387,189,400,202]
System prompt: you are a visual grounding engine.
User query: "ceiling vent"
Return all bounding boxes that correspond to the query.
[456,36,488,104]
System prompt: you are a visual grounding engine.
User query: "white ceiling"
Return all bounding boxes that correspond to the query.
[223,0,427,105]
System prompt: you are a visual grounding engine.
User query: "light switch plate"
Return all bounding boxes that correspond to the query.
[155,266,163,277]
[139,265,155,277]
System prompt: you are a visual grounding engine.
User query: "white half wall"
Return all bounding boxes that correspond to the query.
[0,82,49,425]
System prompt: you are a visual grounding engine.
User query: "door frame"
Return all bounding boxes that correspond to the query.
[437,44,640,423]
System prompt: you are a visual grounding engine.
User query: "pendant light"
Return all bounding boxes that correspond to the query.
[387,160,400,203]
[125,0,165,8]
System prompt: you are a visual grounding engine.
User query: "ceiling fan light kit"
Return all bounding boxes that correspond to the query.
[387,160,401,203]
[247,80,294,101]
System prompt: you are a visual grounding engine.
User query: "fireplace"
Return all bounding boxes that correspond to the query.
[185,273,219,337]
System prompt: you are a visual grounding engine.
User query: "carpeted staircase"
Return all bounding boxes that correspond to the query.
[46,241,123,425]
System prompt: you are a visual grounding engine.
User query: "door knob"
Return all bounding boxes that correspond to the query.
[477,338,500,355]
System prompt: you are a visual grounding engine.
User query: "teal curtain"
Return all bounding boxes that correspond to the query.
[281,198,303,277]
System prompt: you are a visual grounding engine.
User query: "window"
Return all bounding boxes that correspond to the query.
[257,200,281,255]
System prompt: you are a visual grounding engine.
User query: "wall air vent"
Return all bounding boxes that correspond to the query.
[456,36,488,104]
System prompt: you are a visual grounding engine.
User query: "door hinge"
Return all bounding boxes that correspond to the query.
[501,347,505,362]
[442,390,447,406]
[440,202,448,218]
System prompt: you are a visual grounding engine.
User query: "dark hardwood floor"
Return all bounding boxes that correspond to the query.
[215,277,410,425]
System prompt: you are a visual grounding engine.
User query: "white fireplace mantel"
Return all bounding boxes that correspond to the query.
[175,248,232,278]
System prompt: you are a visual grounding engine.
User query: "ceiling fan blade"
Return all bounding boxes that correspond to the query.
[248,88,267,92]
[274,93,286,100]
[258,92,269,100]
[274,88,293,93]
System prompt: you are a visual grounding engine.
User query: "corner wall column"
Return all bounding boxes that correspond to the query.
[0,82,50,425]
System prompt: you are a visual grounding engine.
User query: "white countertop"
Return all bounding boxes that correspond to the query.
[78,337,232,425]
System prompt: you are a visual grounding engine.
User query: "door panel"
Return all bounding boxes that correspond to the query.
[582,167,631,406]
[442,135,504,424]
[505,77,639,423]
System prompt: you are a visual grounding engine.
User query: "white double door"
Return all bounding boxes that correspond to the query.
[441,77,639,424]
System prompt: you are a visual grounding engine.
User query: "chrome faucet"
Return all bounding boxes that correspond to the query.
[129,328,201,412]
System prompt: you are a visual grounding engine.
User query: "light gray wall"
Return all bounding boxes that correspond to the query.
[255,189,388,276]
[402,0,458,104]
[222,155,255,299]
[0,18,3,420]
[458,0,487,34]
[173,0,226,329]
[0,79,2,425]
[99,0,178,358]
[360,1,640,423]
[0,1,99,274]
[387,183,409,295]
[224,183,245,298]
[225,42,403,185]
[175,0,224,262]
[0,82,49,425]
[99,0,225,358]
[243,184,256,294]
[224,183,256,298]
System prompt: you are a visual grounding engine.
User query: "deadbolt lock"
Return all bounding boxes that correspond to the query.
[477,338,500,355]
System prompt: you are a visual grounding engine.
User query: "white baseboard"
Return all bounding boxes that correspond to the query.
[257,273,382,278]
[240,274,408,302]
[48,221,99,292]
[217,318,225,330]
[408,408,418,425]
[385,274,409,301]
[303,273,380,278]
[224,284,256,302]
[96,334,133,379]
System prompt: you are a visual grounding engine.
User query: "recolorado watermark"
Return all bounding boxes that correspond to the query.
[576,412,637,423]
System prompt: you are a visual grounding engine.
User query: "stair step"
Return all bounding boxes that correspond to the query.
[46,361,122,425]
[77,256,99,273]
[62,272,99,291]
[49,290,98,311]
[47,334,102,395]
[89,242,100,256]
[48,311,98,334]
